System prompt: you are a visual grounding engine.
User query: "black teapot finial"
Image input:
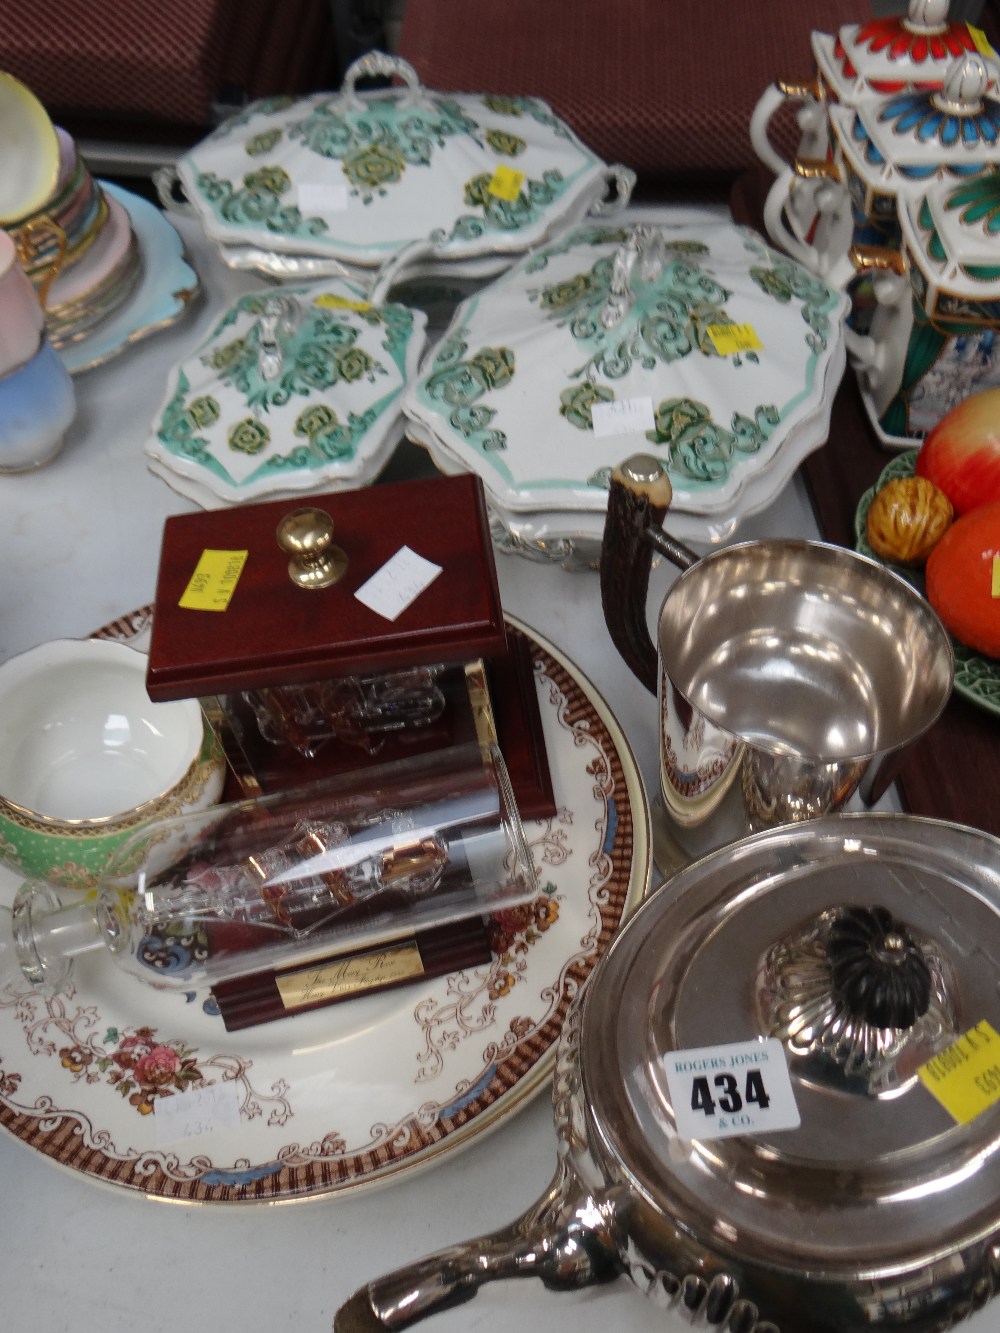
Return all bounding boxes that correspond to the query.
[827,905,932,1031]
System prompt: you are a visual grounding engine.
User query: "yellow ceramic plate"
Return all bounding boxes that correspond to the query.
[0,72,60,224]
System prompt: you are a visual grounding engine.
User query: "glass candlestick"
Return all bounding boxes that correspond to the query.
[6,742,535,997]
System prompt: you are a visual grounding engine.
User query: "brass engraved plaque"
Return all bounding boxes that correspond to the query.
[275,941,425,1008]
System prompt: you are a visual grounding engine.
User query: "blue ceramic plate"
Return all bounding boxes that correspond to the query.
[59,182,199,375]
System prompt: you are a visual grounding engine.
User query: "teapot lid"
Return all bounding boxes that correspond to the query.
[819,0,990,98]
[898,164,1000,302]
[831,52,1000,178]
[580,813,1000,1275]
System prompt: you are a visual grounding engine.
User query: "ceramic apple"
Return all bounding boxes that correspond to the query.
[915,388,1000,515]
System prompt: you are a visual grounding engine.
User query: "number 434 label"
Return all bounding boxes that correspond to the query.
[663,1038,801,1141]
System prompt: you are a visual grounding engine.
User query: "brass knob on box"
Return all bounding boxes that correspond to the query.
[275,507,348,590]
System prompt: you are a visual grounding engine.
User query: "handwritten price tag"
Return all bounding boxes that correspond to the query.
[706,323,763,356]
[178,549,248,612]
[354,545,442,621]
[663,1038,800,1141]
[590,396,655,438]
[154,1079,241,1145]
[488,165,525,201]
[919,1021,1000,1124]
[296,182,349,213]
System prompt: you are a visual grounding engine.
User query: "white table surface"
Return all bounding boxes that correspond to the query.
[2,206,993,1333]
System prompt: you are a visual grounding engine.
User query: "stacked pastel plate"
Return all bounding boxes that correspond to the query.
[145,279,427,507]
[6,124,142,348]
[402,212,849,563]
[0,75,199,372]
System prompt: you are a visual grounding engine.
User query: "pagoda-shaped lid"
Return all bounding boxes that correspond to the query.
[831,52,1000,180]
[814,0,995,102]
[899,161,1000,295]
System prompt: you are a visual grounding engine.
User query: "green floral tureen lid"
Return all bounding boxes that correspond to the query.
[402,214,848,539]
[144,279,426,507]
[175,52,632,272]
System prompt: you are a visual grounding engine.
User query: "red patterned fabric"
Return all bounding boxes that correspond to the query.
[0,0,333,130]
[399,0,862,182]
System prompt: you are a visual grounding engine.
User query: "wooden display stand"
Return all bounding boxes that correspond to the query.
[143,473,555,1028]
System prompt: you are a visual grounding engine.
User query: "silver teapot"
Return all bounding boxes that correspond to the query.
[335,813,1000,1332]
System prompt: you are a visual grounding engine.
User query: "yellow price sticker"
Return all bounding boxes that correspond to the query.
[314,294,372,313]
[707,323,763,356]
[488,164,525,202]
[179,549,248,612]
[968,24,997,59]
[918,1021,1000,1124]
[992,554,1000,599]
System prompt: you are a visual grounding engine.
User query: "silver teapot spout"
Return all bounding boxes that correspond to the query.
[333,1161,622,1331]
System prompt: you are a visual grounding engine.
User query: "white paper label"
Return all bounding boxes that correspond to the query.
[590,396,655,438]
[153,1079,241,1144]
[663,1038,800,1141]
[296,182,349,213]
[354,545,443,621]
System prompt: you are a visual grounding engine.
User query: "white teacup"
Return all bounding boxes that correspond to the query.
[0,637,226,890]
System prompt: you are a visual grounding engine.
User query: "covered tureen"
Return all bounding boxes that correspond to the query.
[402,212,847,562]
[166,52,633,285]
[144,279,426,506]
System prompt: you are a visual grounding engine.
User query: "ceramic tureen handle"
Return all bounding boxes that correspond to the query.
[340,51,425,111]
[368,235,444,306]
[599,455,699,696]
[763,159,855,288]
[332,1167,621,1331]
[153,166,194,216]
[586,164,637,217]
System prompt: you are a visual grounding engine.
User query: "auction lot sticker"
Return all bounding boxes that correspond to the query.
[664,1038,801,1141]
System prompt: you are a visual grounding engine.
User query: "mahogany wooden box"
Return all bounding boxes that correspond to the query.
[145,470,555,811]
[146,473,507,699]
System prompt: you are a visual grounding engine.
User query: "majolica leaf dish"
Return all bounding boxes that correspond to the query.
[144,278,426,506]
[169,52,633,283]
[403,213,848,560]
